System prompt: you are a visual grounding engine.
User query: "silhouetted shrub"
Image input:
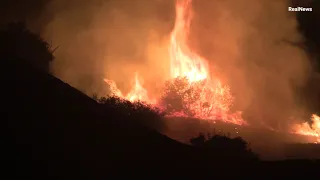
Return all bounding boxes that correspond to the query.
[95,95,167,131]
[190,132,259,161]
[0,21,55,73]
[190,133,206,146]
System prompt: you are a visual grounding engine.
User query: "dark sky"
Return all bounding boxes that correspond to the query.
[0,0,48,22]
[296,1,320,51]
[0,0,50,33]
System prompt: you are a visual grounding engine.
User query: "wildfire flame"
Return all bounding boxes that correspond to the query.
[166,0,245,125]
[169,0,208,82]
[103,73,154,103]
[292,114,320,142]
[103,0,245,125]
[102,0,319,142]
[126,73,155,103]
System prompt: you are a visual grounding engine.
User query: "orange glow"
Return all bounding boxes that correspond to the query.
[169,0,208,82]
[166,0,245,125]
[291,114,320,143]
[101,0,320,143]
[103,0,245,126]
[104,73,154,103]
[126,73,155,103]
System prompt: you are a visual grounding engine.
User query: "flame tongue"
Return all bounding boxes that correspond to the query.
[292,114,320,142]
[167,0,245,124]
[170,0,208,82]
[126,73,150,102]
[103,78,123,98]
[104,73,154,103]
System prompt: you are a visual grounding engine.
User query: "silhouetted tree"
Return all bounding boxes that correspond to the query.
[0,21,55,73]
[190,132,259,161]
[190,133,206,146]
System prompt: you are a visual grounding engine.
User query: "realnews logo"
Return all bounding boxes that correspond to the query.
[288,7,312,12]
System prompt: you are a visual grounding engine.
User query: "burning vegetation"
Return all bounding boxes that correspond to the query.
[104,0,245,125]
[292,114,320,142]
[100,0,319,143]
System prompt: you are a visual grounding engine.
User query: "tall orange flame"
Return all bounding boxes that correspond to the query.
[103,0,245,125]
[167,0,245,125]
[169,0,208,82]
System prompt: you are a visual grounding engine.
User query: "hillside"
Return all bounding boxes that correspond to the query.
[3,58,203,178]
[162,117,320,160]
[3,58,320,178]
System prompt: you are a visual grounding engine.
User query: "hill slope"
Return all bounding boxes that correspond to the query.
[3,58,320,178]
[3,59,201,177]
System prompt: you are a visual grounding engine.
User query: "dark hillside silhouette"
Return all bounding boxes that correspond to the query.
[3,57,196,177]
[4,58,319,178]
[0,22,54,72]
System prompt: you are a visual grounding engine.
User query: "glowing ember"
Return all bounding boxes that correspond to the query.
[292,114,320,142]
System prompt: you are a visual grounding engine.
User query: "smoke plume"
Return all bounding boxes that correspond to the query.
[190,0,311,128]
[42,0,175,96]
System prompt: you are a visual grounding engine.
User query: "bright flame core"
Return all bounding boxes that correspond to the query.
[170,0,208,82]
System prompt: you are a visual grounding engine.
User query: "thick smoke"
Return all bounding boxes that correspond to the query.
[42,0,175,96]
[42,0,311,129]
[190,0,311,128]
